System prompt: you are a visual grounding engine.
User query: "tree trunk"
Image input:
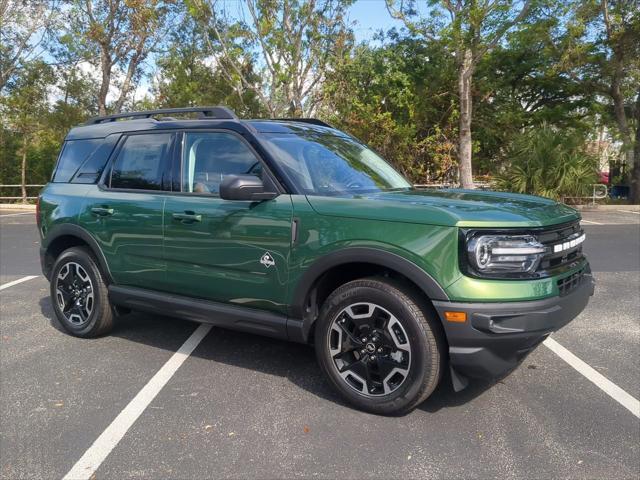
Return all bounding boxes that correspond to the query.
[98,47,112,116]
[458,49,474,189]
[21,135,28,204]
[603,1,635,201]
[114,45,145,113]
[611,76,636,201]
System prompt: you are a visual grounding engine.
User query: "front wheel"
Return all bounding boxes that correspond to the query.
[50,247,114,337]
[315,278,444,415]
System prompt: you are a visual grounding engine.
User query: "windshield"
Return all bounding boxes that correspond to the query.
[261,131,412,195]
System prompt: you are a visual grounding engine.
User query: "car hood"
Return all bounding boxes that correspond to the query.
[305,189,580,228]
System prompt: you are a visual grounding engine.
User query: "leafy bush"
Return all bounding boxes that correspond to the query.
[496,124,598,201]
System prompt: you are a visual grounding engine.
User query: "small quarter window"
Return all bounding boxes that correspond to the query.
[110,133,173,190]
[53,139,102,183]
[71,135,120,184]
[182,132,263,195]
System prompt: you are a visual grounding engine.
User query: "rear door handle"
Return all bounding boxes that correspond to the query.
[172,212,202,223]
[91,207,114,216]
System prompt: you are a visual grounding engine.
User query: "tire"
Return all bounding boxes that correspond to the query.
[50,246,114,337]
[315,277,444,415]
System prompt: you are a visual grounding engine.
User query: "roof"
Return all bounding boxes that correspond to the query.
[65,117,342,141]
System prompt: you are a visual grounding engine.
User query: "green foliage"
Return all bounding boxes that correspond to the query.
[473,11,600,173]
[0,60,56,188]
[187,0,355,116]
[322,35,459,183]
[0,58,98,188]
[0,0,637,204]
[495,124,598,200]
[152,15,265,117]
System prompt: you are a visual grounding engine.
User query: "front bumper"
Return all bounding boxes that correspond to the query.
[433,269,595,383]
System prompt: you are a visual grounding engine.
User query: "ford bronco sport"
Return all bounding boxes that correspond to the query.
[38,106,594,415]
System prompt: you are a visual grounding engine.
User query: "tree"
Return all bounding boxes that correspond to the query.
[386,0,532,188]
[0,0,59,92]
[66,0,177,115]
[496,123,598,200]
[472,9,599,173]
[152,13,265,116]
[596,0,639,202]
[0,61,54,202]
[558,0,640,201]
[188,0,354,117]
[322,33,459,182]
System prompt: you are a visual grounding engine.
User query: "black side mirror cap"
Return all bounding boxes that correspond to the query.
[219,174,278,201]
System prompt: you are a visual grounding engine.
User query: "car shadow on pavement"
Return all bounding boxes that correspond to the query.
[39,295,495,415]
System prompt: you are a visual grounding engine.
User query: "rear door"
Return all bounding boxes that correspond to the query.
[163,130,293,314]
[79,132,175,288]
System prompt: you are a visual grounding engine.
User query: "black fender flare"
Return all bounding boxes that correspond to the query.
[286,247,449,343]
[41,223,113,283]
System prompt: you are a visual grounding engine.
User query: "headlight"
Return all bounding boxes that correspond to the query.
[467,234,546,275]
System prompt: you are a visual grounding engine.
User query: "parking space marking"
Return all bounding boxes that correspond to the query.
[0,212,34,217]
[617,209,640,215]
[544,337,640,419]
[0,275,39,291]
[62,323,212,480]
[580,219,604,225]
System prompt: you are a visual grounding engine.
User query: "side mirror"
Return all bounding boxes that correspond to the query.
[219,174,278,201]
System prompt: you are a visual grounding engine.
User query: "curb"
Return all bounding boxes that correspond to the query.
[572,204,640,211]
[0,204,36,210]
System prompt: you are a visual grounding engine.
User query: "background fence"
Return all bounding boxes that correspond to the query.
[0,185,45,202]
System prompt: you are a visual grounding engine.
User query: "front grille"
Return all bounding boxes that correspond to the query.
[557,268,586,296]
[537,221,584,273]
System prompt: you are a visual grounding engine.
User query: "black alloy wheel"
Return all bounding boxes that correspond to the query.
[315,278,443,415]
[328,302,412,397]
[55,261,94,326]
[50,247,114,337]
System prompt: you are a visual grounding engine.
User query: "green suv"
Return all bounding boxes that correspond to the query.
[38,106,594,415]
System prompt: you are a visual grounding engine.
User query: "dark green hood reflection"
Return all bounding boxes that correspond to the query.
[305,188,580,228]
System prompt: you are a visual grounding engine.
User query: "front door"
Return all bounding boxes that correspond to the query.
[163,131,293,314]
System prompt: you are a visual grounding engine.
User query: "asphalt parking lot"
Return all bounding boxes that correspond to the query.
[1,208,639,479]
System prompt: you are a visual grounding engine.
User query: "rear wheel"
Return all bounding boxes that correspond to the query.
[50,247,113,337]
[315,278,443,415]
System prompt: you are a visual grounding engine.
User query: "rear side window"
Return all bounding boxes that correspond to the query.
[110,133,173,190]
[52,139,102,182]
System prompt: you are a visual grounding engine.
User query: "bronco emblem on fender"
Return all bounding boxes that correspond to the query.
[260,252,275,268]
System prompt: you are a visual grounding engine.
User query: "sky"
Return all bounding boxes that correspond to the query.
[348,0,404,42]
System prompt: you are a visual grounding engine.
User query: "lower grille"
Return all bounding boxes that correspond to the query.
[557,268,585,296]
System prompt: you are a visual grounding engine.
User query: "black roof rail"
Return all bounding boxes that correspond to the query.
[275,118,333,128]
[84,106,238,125]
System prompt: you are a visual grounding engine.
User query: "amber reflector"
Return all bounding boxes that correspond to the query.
[444,311,467,323]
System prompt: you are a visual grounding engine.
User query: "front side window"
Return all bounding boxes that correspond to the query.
[110,133,173,190]
[261,131,411,196]
[181,132,263,195]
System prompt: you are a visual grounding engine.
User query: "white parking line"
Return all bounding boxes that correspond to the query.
[0,212,33,217]
[544,337,640,419]
[617,209,640,215]
[580,219,604,225]
[0,275,39,291]
[62,323,212,480]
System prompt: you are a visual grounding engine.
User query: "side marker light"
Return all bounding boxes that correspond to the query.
[444,311,467,323]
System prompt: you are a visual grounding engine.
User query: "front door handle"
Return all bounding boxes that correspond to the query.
[91,207,114,216]
[172,212,202,223]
